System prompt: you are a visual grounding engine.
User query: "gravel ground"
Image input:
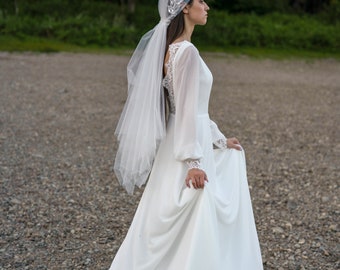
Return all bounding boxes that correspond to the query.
[0,51,339,270]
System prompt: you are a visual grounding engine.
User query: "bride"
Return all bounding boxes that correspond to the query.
[110,0,263,269]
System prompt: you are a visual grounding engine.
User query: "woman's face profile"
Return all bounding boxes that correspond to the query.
[184,0,210,26]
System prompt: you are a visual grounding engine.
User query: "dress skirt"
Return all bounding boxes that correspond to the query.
[109,113,263,270]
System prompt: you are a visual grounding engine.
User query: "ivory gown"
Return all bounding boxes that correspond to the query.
[109,41,263,270]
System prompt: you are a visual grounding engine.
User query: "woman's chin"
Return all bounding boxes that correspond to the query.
[199,19,208,25]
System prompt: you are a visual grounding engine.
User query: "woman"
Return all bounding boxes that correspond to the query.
[110,0,263,269]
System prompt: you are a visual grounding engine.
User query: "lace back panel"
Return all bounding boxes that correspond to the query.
[163,42,183,114]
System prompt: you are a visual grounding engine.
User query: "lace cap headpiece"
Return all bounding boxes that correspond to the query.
[114,0,191,194]
[168,0,188,16]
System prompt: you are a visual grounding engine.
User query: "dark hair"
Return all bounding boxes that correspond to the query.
[164,1,193,121]
[165,0,193,56]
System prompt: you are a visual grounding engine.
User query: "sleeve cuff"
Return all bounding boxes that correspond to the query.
[213,138,227,149]
[185,159,202,170]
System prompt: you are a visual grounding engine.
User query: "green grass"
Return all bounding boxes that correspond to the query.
[0,35,77,52]
[1,35,339,60]
[0,35,132,54]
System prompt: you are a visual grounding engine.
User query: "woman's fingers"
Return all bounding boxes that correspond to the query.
[185,176,193,188]
[227,137,242,151]
[204,172,208,182]
[234,144,242,151]
[186,169,207,189]
[200,174,206,187]
[196,176,202,188]
[198,174,205,188]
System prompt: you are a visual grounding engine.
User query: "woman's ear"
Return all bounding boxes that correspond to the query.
[183,5,189,14]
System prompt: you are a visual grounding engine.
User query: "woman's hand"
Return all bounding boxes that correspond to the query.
[185,168,208,189]
[227,137,242,151]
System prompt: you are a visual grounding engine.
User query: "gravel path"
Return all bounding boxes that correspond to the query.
[0,52,339,269]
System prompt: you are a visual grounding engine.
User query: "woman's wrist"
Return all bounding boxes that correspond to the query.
[214,138,228,149]
[186,159,202,170]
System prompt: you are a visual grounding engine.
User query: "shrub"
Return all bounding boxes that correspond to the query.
[0,3,339,52]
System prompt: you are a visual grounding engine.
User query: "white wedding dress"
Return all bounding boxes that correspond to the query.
[109,41,263,270]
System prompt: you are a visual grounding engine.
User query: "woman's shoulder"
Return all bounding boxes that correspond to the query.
[171,41,199,61]
[170,40,197,51]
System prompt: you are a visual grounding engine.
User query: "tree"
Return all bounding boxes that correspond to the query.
[119,0,137,13]
[211,0,331,13]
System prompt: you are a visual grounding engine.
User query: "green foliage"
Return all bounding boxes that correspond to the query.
[0,14,138,47]
[0,1,339,53]
[232,0,289,14]
[210,0,330,14]
[0,0,334,17]
[194,11,339,52]
[319,0,340,23]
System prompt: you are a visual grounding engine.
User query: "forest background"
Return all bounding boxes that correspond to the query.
[0,0,339,57]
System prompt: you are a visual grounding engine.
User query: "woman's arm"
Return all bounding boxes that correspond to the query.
[172,44,206,189]
[210,119,242,151]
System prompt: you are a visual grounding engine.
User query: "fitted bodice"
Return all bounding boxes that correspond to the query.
[162,41,213,115]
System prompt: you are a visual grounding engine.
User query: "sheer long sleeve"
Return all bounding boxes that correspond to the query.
[172,45,203,162]
[210,120,227,149]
